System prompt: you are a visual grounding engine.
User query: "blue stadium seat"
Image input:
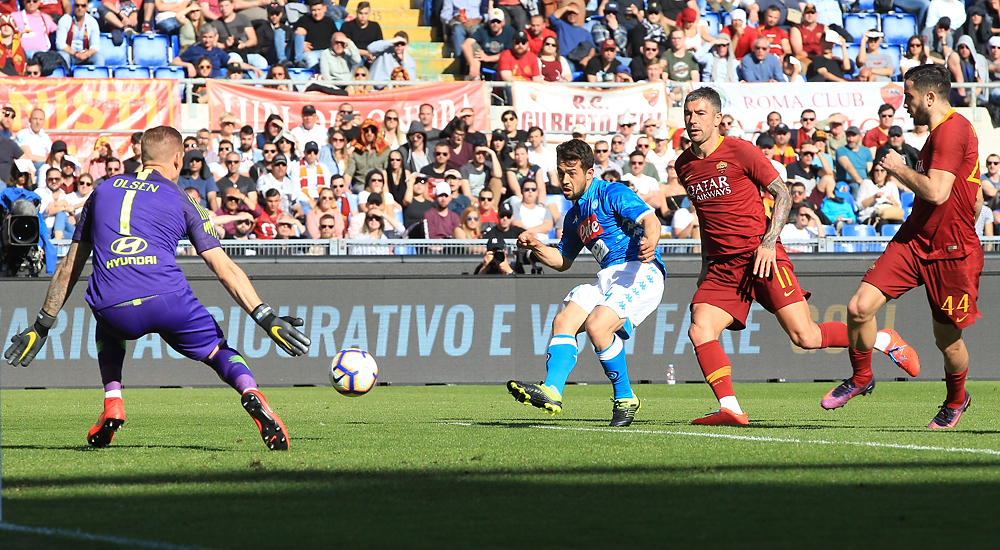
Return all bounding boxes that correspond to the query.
[822,224,837,236]
[171,34,180,58]
[347,194,359,212]
[856,0,875,9]
[841,224,876,237]
[847,44,861,64]
[880,223,901,237]
[154,66,186,100]
[50,66,66,77]
[880,44,902,76]
[903,206,912,219]
[900,191,914,208]
[882,12,917,46]
[114,66,151,79]
[844,13,880,44]
[288,67,315,91]
[73,66,110,78]
[99,33,129,65]
[702,12,721,37]
[132,34,171,67]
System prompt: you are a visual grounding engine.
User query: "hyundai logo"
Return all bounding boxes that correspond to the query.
[110,236,148,255]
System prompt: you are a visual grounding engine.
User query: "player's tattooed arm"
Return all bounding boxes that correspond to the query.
[762,178,791,250]
[41,241,93,317]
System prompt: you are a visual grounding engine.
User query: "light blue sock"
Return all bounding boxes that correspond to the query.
[596,336,633,399]
[542,334,579,395]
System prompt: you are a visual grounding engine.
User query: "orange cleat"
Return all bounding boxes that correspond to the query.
[880,329,920,377]
[691,407,749,426]
[87,397,126,448]
[241,389,289,451]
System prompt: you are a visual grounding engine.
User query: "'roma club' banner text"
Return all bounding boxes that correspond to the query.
[695,82,913,134]
[0,78,181,133]
[511,81,670,134]
[207,80,491,132]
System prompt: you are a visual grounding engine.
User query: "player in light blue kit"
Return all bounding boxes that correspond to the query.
[507,139,665,427]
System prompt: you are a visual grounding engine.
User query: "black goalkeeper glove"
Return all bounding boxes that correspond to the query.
[4,311,56,367]
[252,303,311,356]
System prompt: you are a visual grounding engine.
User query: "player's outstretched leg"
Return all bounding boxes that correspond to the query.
[507,334,576,415]
[595,335,640,427]
[874,328,920,377]
[205,341,289,450]
[88,325,128,448]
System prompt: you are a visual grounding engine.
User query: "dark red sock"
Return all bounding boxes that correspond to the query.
[849,348,873,386]
[695,340,734,401]
[945,368,969,408]
[819,322,849,349]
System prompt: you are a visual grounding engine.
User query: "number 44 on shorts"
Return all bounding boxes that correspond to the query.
[941,294,971,323]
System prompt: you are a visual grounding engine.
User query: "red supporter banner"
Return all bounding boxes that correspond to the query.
[0,78,181,133]
[206,81,491,132]
[511,82,672,134]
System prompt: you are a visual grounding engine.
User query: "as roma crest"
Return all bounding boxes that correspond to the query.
[880,83,904,111]
[715,161,728,174]
[642,88,659,106]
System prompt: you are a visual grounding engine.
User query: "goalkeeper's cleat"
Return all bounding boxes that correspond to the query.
[691,407,748,426]
[506,380,563,415]
[821,378,876,410]
[241,389,289,451]
[610,396,641,427]
[879,329,920,377]
[927,391,971,429]
[87,397,126,448]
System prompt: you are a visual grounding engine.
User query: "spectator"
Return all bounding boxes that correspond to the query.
[5,159,33,190]
[900,35,934,77]
[292,0,334,69]
[614,64,633,82]
[358,169,399,218]
[526,13,555,55]
[806,30,850,82]
[926,16,954,60]
[403,173,432,229]
[608,133,628,166]
[328,173,354,228]
[416,103,441,141]
[15,108,50,169]
[856,31,894,82]
[661,27,699,83]
[295,140,331,201]
[97,156,122,184]
[14,0,56,57]
[175,3,204,53]
[627,1,667,58]
[962,5,991,56]
[825,112,848,152]
[835,126,872,194]
[782,53,805,82]
[820,182,857,228]
[212,0,264,69]
[314,212,342,241]
[771,124,795,164]
[443,118,474,170]
[877,125,920,172]
[463,8,513,80]
[421,141,450,187]
[924,0,965,46]
[537,33,572,82]
[319,31,360,84]
[585,37,618,83]
[0,129,24,186]
[621,150,662,211]
[615,110,638,151]
[511,179,553,238]
[489,130,514,172]
[670,199,699,239]
[383,149,411,205]
[174,25,237,77]
[340,1,382,63]
[441,0,484,61]
[260,4,288,65]
[286,105,324,155]
[178,149,216,208]
[500,30,541,82]
[256,153,313,216]
[981,154,1000,210]
[758,5,790,57]
[422,181,461,238]
[0,15,26,76]
[443,168,471,214]
[549,3,593,71]
[215,185,261,237]
[786,139,834,203]
[59,153,80,193]
[756,133,787,182]
[484,201,524,243]
[452,204,482,240]
[349,206,403,254]
[56,0,102,69]
[66,171,94,221]
[44,138,66,173]
[400,122,428,172]
[346,66,374,94]
[859,66,876,82]
[591,1,627,58]
[37,167,74,239]
[855,163,903,226]
[592,139,620,179]
[792,109,818,149]
[525,126,556,187]
[217,151,257,205]
[86,136,114,180]
[719,8,756,60]
[499,110,528,152]
[96,0,143,34]
[461,144,502,198]
[505,143,540,202]
[250,140,277,181]
[345,118,393,192]
[369,31,416,84]
[695,34,738,83]
[862,103,896,151]
[780,204,825,252]
[23,57,41,76]
[646,126,674,181]
[334,103,359,142]
[477,188,499,231]
[948,35,988,107]
[790,3,824,59]
[739,36,784,82]
[122,131,142,173]
[629,39,661,82]
[273,129,298,163]
[254,188,283,239]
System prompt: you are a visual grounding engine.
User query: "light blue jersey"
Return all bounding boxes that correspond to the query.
[557,178,666,276]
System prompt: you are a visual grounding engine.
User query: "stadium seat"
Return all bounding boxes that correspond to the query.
[822,224,837,236]
[170,34,180,58]
[844,13,880,44]
[288,67,315,91]
[857,0,875,10]
[903,206,912,219]
[50,66,66,77]
[154,66,186,100]
[557,196,572,215]
[347,194,359,212]
[99,33,129,65]
[702,12,721,37]
[132,34,171,67]
[880,223,901,237]
[73,65,110,78]
[881,44,902,76]
[841,224,876,237]
[114,66,151,78]
[846,44,861,65]
[882,12,917,46]
[899,192,914,208]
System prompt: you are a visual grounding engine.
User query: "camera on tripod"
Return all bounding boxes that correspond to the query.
[1,192,43,277]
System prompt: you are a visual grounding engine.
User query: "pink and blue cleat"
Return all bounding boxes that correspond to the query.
[821,378,876,410]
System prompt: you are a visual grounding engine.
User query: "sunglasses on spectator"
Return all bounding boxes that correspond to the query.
[801,117,815,122]
[273,161,287,166]
[226,196,240,201]
[630,161,644,165]
[502,116,516,122]
[320,224,336,229]
[595,147,609,153]
[800,151,815,156]
[185,143,197,148]
[385,116,398,122]
[340,110,354,115]
[225,160,240,165]
[543,41,556,47]
[333,184,345,188]
[479,196,493,201]
[513,39,527,45]
[365,215,381,221]
[354,71,368,77]
[880,113,894,118]
[370,178,383,183]
[78,181,93,186]
[263,148,277,154]
[363,128,376,134]
[198,64,212,69]
[910,43,923,48]
[523,187,537,192]
[390,157,402,162]
[219,147,232,152]
[466,216,479,222]
[435,152,448,157]
[278,222,293,227]
[46,177,61,182]
[636,144,649,149]
[612,140,623,144]
[2,111,14,118]
[989,161,1000,166]
[236,220,252,225]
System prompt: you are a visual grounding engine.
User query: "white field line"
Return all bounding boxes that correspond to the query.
[443,422,1000,456]
[0,522,220,550]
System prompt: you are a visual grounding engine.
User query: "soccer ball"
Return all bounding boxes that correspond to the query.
[329,349,378,397]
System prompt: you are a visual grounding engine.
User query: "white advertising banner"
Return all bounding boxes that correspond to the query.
[511,81,671,134]
[696,82,914,134]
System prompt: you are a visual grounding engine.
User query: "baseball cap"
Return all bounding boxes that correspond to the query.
[571,124,587,136]
[486,234,505,251]
[444,169,462,179]
[226,61,243,73]
[414,173,428,183]
[275,129,295,144]
[616,64,631,75]
[304,140,319,152]
[802,3,816,13]
[731,8,747,22]
[604,1,618,13]
[812,129,828,140]
[888,125,903,137]
[498,202,513,218]
[936,16,951,29]
[678,7,698,23]
[62,154,82,168]
[990,36,1000,48]
[366,192,383,205]
[773,123,790,134]
[601,38,616,51]
[824,29,841,43]
[513,30,528,43]
[756,134,775,148]
[434,181,451,196]
[267,3,283,15]
[51,140,67,153]
[302,105,317,116]
[488,7,504,21]
[272,154,288,165]
[845,126,861,135]
[645,1,661,14]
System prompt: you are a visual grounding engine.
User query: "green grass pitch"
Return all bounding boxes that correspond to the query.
[3,381,1000,549]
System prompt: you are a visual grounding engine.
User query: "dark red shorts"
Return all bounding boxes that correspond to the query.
[862,240,984,329]
[692,245,810,330]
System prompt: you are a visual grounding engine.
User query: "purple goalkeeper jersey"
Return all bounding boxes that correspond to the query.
[73,169,222,310]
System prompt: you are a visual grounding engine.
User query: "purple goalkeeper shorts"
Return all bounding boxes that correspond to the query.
[92,288,224,361]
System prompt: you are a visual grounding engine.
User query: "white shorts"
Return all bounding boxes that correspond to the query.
[564,261,665,338]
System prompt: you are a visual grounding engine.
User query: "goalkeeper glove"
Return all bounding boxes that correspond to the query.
[252,303,311,356]
[4,311,56,367]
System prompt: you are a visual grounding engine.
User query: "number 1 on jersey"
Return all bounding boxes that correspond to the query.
[120,190,136,235]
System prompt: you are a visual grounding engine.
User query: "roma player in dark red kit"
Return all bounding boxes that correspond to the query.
[831,65,982,429]
[674,88,918,425]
